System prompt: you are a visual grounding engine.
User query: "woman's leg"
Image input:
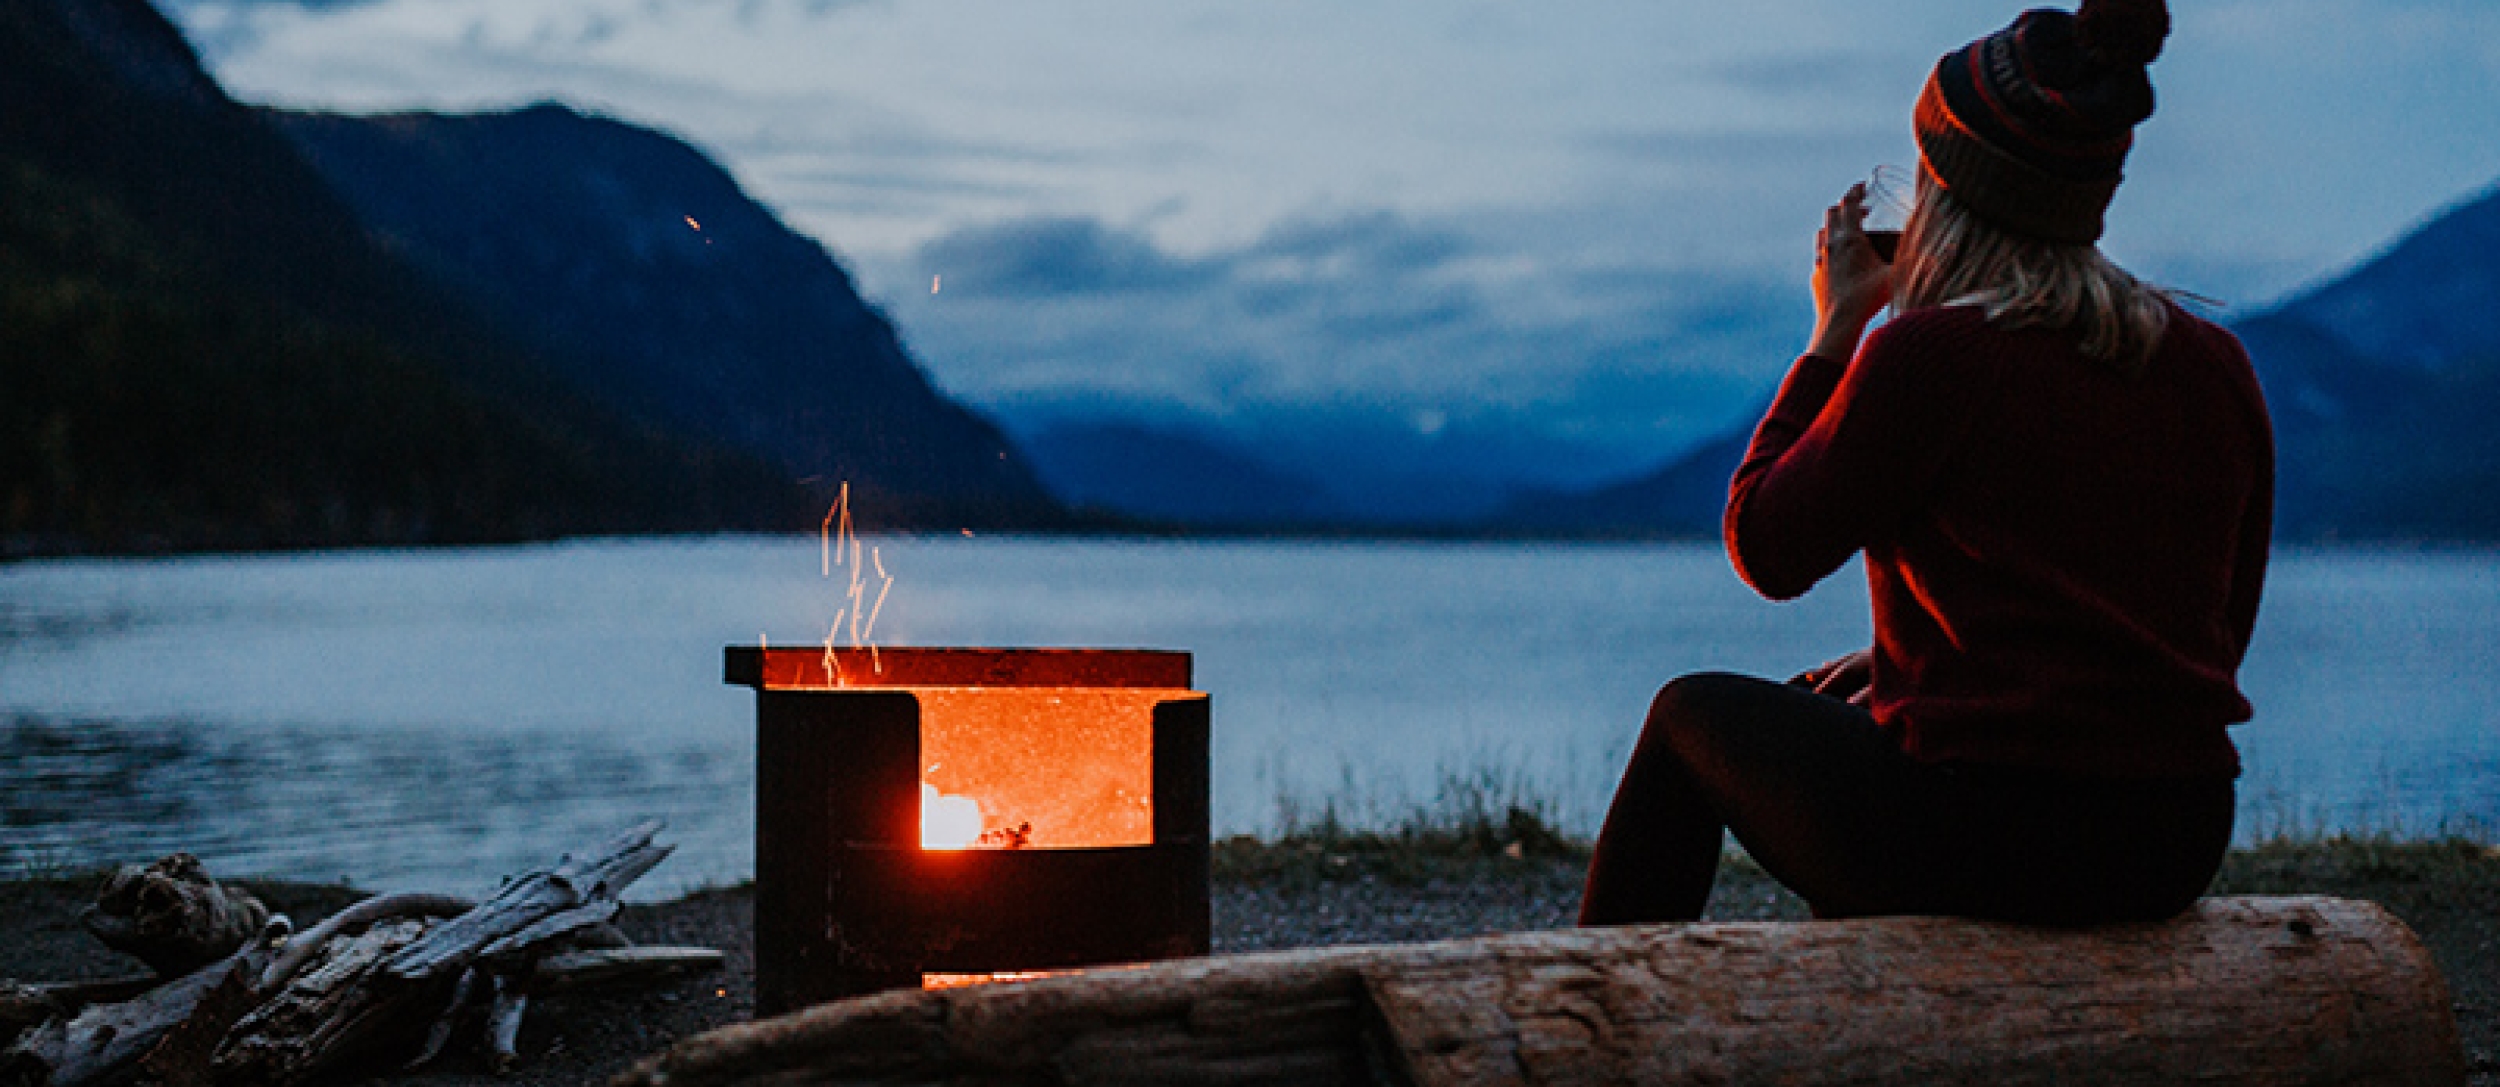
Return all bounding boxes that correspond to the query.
[1579,672,2239,926]
[1579,672,1939,925]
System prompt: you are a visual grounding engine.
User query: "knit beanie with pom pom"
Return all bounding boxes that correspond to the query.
[1914,0,2172,244]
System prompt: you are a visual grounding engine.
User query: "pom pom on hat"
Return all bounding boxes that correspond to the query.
[2076,0,2170,67]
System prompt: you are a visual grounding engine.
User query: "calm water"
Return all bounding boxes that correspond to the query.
[3,537,2493,898]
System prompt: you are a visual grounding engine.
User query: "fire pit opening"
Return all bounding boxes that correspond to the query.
[726,646,1210,1013]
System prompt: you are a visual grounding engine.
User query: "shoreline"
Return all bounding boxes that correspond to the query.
[3,837,2492,1086]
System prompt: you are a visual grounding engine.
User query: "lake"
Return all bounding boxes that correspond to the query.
[3,537,2494,899]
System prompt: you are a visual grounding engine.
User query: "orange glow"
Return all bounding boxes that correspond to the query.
[916,687,1161,849]
[922,970,1064,990]
[740,647,1193,851]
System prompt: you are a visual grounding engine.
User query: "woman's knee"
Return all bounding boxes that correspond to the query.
[1644,672,1759,732]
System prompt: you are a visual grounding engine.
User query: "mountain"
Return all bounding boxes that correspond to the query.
[1,0,806,553]
[2233,183,2500,539]
[1484,426,1747,539]
[266,104,1063,529]
[1011,420,1340,527]
[2,0,1069,555]
[1483,180,2500,541]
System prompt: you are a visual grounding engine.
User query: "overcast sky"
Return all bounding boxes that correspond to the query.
[166,0,2500,479]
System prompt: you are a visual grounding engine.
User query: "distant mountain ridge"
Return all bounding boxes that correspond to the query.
[2231,181,2500,539]
[268,105,1063,528]
[1011,420,1340,527]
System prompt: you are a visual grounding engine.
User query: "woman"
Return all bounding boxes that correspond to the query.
[1579,0,2272,927]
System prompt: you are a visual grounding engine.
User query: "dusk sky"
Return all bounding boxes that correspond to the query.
[164,0,2500,485]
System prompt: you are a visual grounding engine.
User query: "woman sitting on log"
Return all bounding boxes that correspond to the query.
[1581,0,2274,927]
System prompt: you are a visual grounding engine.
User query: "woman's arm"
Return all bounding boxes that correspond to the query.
[1724,313,1997,600]
[1724,183,1941,600]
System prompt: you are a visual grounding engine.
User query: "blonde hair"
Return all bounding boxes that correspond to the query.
[1894,173,2173,373]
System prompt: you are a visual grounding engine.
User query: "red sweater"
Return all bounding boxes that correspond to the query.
[1727,303,2272,778]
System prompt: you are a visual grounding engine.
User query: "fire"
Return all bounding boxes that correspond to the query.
[920,783,984,850]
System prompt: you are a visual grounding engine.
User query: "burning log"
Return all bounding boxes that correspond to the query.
[619,896,2465,1087]
[80,854,270,978]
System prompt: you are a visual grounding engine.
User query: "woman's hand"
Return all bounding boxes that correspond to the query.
[1788,647,1875,706]
[1808,183,1894,360]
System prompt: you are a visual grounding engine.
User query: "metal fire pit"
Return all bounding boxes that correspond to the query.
[726,646,1210,1013]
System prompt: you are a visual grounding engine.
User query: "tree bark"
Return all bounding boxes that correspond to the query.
[620,896,2465,1087]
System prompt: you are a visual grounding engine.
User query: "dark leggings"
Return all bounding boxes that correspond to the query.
[1579,672,2235,927]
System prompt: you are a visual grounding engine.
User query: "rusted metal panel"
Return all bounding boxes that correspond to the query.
[727,647,1192,690]
[828,844,1209,973]
[739,657,1212,1014]
[1154,696,1214,956]
[753,689,918,1014]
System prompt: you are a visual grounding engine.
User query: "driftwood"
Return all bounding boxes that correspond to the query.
[0,986,54,1048]
[211,820,676,1086]
[4,822,699,1087]
[255,893,476,992]
[213,916,441,1086]
[621,896,2465,1087]
[382,819,673,985]
[0,919,288,1087]
[529,947,727,994]
[80,854,270,978]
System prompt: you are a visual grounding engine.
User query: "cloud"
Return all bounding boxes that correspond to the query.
[878,208,1798,487]
[160,0,2500,485]
[919,217,1222,298]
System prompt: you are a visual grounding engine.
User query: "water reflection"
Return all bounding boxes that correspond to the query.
[1,539,2492,897]
[0,602,140,650]
[0,713,750,897]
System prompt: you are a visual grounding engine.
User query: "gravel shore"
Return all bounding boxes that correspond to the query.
[4,840,2491,1086]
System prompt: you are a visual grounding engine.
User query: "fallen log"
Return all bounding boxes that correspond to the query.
[619,896,2465,1087]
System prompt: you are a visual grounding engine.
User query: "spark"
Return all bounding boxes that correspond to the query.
[931,274,941,294]
[835,487,855,579]
[863,546,893,674]
[817,481,895,679]
[684,215,701,231]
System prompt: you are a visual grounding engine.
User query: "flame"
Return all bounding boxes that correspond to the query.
[920,783,984,850]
